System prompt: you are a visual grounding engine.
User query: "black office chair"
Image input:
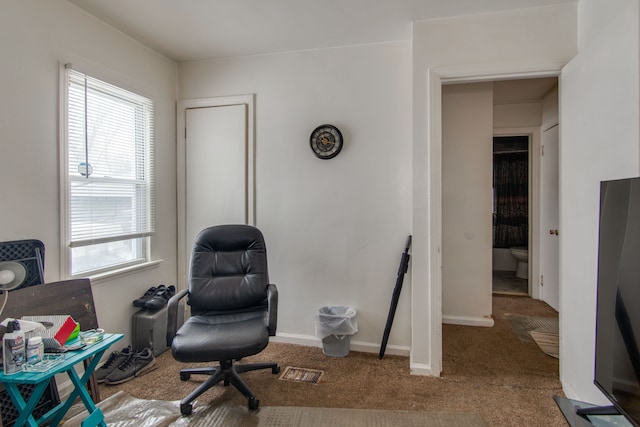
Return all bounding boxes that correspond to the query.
[166,224,280,415]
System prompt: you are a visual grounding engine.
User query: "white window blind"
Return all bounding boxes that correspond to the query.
[65,66,155,275]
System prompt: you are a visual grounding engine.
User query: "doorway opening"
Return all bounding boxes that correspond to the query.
[439,77,559,325]
[492,135,529,296]
[414,69,561,376]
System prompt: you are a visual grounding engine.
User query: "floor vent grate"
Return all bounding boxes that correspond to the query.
[279,366,324,384]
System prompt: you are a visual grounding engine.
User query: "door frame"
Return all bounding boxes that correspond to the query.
[493,127,542,300]
[176,95,255,290]
[416,62,563,376]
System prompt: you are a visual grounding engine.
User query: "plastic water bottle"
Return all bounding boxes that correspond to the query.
[26,336,44,365]
[3,320,26,374]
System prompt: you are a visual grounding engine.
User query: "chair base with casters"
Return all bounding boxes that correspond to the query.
[178,359,280,415]
[168,305,280,414]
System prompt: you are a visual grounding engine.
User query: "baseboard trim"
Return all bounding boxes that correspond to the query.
[272,333,411,357]
[442,314,494,327]
[351,340,410,357]
[271,333,321,348]
[409,362,436,376]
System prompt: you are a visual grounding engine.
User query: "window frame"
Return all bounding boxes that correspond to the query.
[59,63,157,280]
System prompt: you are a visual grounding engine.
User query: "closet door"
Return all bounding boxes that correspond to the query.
[540,124,559,311]
[177,95,254,288]
[185,104,247,250]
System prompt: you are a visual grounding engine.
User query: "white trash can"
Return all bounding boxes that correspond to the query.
[315,306,358,357]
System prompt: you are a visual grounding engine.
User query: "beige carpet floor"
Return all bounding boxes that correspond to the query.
[96,295,564,426]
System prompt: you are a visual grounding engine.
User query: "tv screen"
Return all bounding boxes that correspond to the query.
[594,177,640,425]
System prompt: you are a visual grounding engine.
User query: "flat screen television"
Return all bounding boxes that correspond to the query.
[586,177,640,425]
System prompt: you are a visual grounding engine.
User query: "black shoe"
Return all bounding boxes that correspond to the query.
[95,346,132,383]
[144,285,176,310]
[133,286,161,308]
[104,348,156,385]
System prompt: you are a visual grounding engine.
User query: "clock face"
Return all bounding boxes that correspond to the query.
[310,124,343,160]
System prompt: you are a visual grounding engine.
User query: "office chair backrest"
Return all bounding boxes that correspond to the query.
[188,225,269,313]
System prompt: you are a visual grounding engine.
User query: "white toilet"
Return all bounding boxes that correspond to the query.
[510,247,528,279]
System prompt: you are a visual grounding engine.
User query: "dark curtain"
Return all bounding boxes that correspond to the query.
[493,151,528,248]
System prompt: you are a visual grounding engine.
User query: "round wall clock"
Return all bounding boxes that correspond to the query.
[310,124,343,160]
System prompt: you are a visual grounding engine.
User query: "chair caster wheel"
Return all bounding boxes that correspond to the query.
[272,366,281,374]
[180,372,191,381]
[180,403,193,416]
[248,397,259,410]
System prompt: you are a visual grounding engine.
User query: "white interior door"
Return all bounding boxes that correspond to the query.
[177,96,255,290]
[540,124,560,311]
[185,104,247,251]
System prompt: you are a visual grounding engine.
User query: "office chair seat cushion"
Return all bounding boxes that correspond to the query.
[172,312,270,363]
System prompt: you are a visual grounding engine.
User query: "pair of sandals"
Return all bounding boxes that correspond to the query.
[133,284,176,310]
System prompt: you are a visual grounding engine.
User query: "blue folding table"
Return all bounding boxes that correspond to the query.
[0,333,123,427]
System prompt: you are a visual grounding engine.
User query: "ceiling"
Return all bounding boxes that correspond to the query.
[67,0,576,63]
[493,78,558,104]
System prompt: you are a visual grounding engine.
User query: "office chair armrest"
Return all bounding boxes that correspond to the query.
[166,289,188,347]
[267,284,278,336]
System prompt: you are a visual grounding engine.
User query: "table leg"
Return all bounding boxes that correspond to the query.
[47,349,108,427]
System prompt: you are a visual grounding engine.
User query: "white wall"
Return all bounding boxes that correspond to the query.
[494,103,542,129]
[0,1,177,344]
[179,42,413,354]
[559,0,640,403]
[442,82,494,326]
[412,3,578,374]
